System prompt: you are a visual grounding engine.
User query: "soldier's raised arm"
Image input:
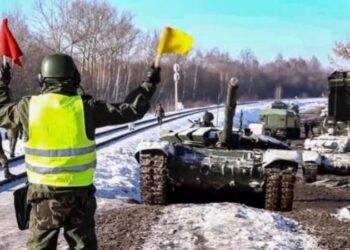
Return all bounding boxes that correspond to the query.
[0,63,27,131]
[92,66,161,128]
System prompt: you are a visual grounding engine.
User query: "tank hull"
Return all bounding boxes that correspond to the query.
[168,146,265,193]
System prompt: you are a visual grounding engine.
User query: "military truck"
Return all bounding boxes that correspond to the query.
[257,100,301,139]
[135,78,303,211]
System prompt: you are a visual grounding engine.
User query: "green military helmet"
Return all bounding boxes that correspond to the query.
[39,53,80,85]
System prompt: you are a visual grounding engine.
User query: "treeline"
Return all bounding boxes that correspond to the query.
[4,0,328,109]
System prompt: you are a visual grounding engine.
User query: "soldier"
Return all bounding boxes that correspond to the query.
[304,122,309,138]
[155,103,165,125]
[0,133,14,179]
[201,111,214,127]
[0,54,161,250]
[7,127,20,158]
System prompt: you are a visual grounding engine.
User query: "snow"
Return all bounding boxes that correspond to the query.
[0,98,326,250]
[0,187,27,250]
[142,203,319,250]
[263,149,302,167]
[332,207,350,221]
[304,134,350,170]
[304,135,350,153]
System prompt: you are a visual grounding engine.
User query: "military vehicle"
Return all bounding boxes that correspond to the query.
[257,100,301,139]
[135,78,304,211]
[304,71,350,175]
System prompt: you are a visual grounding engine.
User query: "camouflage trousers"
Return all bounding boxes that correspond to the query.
[0,151,8,168]
[9,137,17,156]
[27,193,97,250]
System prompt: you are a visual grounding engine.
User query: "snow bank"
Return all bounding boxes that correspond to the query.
[142,203,319,250]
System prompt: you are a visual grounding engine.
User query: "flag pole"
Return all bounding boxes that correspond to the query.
[154,54,162,68]
[2,56,6,66]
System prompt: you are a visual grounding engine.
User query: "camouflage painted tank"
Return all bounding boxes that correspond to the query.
[303,71,350,175]
[135,78,302,211]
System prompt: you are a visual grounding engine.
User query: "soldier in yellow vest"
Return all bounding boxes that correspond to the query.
[0,54,161,250]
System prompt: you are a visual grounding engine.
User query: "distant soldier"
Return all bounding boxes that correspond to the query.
[7,127,20,158]
[304,122,309,138]
[0,133,14,179]
[201,111,214,127]
[155,103,165,125]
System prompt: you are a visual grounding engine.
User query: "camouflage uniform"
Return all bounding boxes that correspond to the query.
[0,134,8,169]
[27,186,97,250]
[7,127,20,157]
[0,59,160,249]
[0,133,13,178]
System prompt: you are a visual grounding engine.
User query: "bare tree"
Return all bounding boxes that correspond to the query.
[2,0,329,107]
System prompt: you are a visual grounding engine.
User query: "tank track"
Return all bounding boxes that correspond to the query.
[265,168,296,211]
[140,152,168,205]
[303,162,318,183]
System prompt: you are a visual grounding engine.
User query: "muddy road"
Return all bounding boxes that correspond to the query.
[96,175,350,250]
[284,176,350,250]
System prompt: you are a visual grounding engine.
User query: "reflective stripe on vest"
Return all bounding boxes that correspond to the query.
[25,93,96,187]
[26,160,97,174]
[24,145,95,157]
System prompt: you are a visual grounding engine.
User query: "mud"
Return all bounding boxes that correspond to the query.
[282,179,350,250]
[96,177,350,250]
[96,204,161,250]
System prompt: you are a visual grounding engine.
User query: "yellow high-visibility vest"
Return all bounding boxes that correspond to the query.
[25,93,96,187]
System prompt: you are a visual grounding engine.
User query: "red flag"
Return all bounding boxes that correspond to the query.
[0,18,23,66]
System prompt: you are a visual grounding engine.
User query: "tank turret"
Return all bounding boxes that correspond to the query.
[219,77,239,146]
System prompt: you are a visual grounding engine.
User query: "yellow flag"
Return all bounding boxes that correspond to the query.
[157,27,193,55]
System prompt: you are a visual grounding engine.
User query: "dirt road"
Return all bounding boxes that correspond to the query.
[96,176,350,250]
[284,177,350,250]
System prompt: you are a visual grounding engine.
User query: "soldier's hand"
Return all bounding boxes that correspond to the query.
[146,65,161,85]
[0,63,11,84]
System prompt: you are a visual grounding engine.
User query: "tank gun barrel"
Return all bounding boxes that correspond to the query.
[219,77,239,145]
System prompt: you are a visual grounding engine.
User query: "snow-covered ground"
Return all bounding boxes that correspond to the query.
[0,98,325,250]
[142,203,318,250]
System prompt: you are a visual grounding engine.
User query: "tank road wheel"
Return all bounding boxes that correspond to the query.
[265,169,281,211]
[280,169,296,211]
[303,163,318,183]
[140,152,168,205]
[264,168,296,211]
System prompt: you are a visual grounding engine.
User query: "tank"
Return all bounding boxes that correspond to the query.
[257,100,301,139]
[135,78,302,211]
[303,71,350,175]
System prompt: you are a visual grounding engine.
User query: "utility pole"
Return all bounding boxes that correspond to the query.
[173,63,180,111]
